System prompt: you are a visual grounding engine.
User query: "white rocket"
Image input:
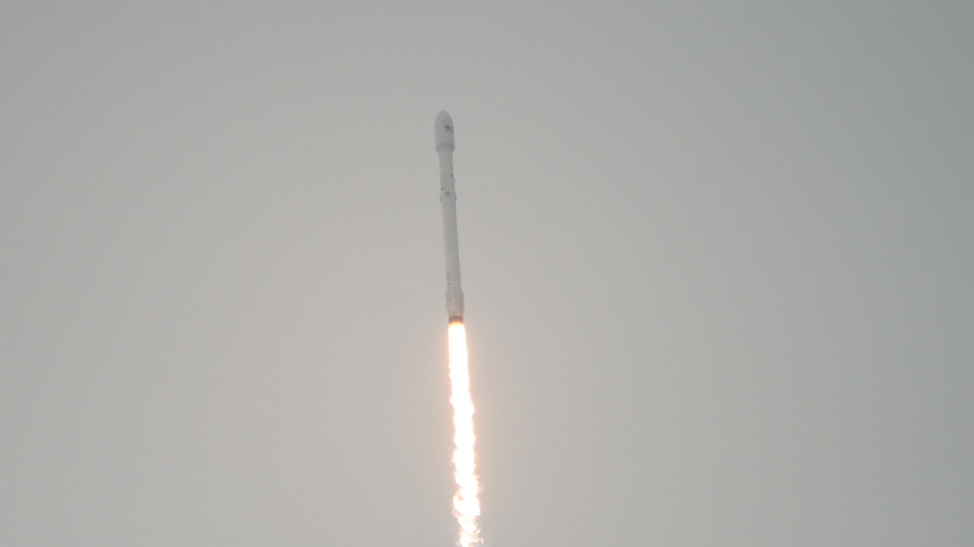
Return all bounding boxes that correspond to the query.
[435,111,464,324]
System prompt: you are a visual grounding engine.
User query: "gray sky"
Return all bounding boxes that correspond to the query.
[2,1,972,545]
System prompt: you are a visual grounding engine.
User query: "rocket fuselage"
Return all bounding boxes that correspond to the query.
[435,111,464,324]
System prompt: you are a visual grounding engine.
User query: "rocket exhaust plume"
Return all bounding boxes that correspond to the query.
[448,321,481,547]
[436,111,483,547]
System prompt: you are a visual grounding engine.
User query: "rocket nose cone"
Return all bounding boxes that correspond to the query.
[434,110,455,151]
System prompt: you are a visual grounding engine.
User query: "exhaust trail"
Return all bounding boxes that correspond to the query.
[448,321,481,547]
[435,111,483,546]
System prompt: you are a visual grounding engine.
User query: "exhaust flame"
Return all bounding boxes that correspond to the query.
[448,321,482,547]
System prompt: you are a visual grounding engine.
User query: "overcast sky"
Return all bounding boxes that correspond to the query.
[2,2,972,545]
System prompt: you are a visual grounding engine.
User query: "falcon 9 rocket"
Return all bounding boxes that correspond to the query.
[435,111,465,325]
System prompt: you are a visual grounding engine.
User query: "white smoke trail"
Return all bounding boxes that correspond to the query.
[447,321,482,547]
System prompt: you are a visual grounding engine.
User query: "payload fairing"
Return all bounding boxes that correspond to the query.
[435,111,464,324]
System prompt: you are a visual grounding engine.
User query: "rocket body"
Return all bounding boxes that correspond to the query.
[435,111,464,324]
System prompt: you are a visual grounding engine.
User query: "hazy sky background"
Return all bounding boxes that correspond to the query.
[3,1,972,545]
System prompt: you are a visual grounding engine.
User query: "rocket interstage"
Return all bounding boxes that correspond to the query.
[436,110,464,324]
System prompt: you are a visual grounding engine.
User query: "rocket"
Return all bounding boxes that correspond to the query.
[435,111,464,324]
